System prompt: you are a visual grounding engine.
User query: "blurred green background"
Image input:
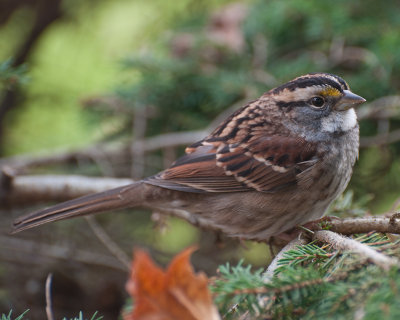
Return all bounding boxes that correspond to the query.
[1,0,400,318]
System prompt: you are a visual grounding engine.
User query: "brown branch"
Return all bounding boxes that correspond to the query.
[313,230,398,270]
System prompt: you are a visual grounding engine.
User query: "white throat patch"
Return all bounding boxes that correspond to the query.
[321,108,357,133]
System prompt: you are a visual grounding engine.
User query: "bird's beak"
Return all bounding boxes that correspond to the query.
[335,90,366,111]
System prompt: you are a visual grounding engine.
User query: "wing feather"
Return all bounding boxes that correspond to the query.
[145,136,318,193]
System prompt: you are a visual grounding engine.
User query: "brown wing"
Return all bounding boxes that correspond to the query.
[145,136,318,193]
[214,136,317,192]
[145,145,252,193]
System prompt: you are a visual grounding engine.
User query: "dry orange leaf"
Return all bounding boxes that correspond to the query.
[125,247,221,320]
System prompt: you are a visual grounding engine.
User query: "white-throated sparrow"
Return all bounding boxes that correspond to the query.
[13,73,366,240]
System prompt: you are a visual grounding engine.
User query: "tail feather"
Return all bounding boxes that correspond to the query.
[13,182,143,233]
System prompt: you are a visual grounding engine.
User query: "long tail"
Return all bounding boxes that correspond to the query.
[13,182,144,233]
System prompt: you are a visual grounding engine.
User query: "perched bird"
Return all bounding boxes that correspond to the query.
[13,73,365,240]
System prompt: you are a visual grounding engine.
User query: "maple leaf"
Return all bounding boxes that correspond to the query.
[125,247,221,320]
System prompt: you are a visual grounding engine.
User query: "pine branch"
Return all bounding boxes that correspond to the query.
[212,232,400,319]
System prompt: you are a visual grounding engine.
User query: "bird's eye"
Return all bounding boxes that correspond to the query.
[310,96,325,108]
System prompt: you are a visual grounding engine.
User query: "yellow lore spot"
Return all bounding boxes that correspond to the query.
[320,87,341,97]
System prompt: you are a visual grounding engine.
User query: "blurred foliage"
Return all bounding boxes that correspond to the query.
[0,59,28,92]
[2,0,232,154]
[113,0,400,121]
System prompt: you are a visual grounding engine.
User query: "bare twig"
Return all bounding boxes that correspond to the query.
[263,237,308,281]
[315,216,400,235]
[45,273,54,320]
[1,173,133,206]
[85,216,131,271]
[313,230,398,270]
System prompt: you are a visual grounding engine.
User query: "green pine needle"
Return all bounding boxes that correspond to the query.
[1,310,29,320]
